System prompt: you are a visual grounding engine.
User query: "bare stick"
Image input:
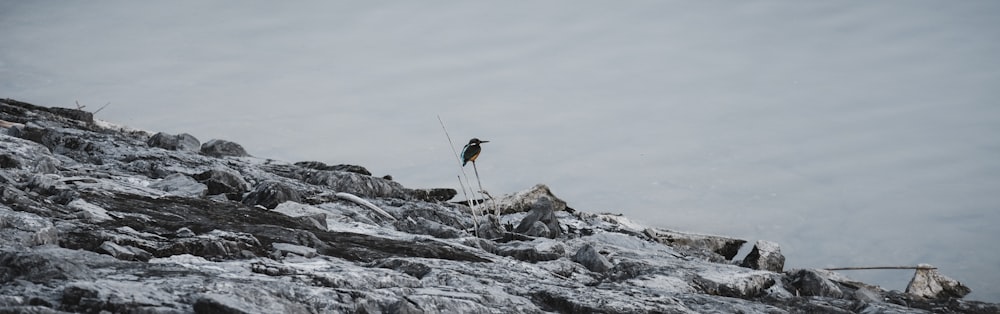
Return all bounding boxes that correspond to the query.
[93,102,111,115]
[824,266,938,271]
[335,192,396,221]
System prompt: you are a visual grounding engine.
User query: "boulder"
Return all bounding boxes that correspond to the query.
[395,216,467,239]
[200,139,249,157]
[295,161,372,176]
[147,132,200,152]
[740,240,785,272]
[787,269,844,298]
[644,228,745,261]
[495,238,565,262]
[193,168,249,196]
[513,197,562,239]
[242,180,303,209]
[905,264,971,299]
[149,173,208,198]
[572,243,612,273]
[493,184,568,215]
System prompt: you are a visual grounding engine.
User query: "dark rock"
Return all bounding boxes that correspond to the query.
[787,269,844,298]
[513,197,562,239]
[375,258,432,279]
[572,243,612,273]
[644,228,746,261]
[200,139,249,158]
[407,188,457,202]
[740,240,784,272]
[193,168,249,196]
[395,216,466,239]
[147,132,200,152]
[98,241,152,262]
[295,161,371,176]
[242,180,302,209]
[495,238,565,262]
[46,107,93,124]
[0,154,20,169]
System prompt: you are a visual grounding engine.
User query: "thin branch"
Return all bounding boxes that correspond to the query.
[93,102,111,115]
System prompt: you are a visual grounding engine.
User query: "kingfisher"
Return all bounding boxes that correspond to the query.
[461,138,489,166]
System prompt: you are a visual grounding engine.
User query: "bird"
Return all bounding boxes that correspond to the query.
[461,138,489,166]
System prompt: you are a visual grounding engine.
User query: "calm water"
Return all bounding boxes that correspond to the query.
[3,1,999,301]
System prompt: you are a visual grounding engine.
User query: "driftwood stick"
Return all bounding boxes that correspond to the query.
[823,266,937,271]
[335,192,396,221]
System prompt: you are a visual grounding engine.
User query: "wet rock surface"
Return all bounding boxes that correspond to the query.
[0,99,996,313]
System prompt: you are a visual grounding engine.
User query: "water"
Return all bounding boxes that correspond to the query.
[3,1,999,302]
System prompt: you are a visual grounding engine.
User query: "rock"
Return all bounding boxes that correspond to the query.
[493,184,568,214]
[32,155,61,174]
[905,264,971,299]
[175,227,195,238]
[513,197,562,239]
[787,269,844,298]
[644,228,745,261]
[147,132,200,152]
[396,216,467,239]
[67,199,113,222]
[193,168,249,196]
[375,258,433,279]
[0,206,59,247]
[98,241,152,262]
[0,154,20,168]
[242,180,303,209]
[149,173,208,197]
[200,139,249,157]
[572,243,612,273]
[740,240,784,272]
[295,161,372,175]
[495,238,565,262]
[272,242,317,258]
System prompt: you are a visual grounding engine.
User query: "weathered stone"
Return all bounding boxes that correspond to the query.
[147,132,200,152]
[272,242,317,258]
[787,269,844,298]
[644,228,746,261]
[396,216,466,239]
[375,258,433,279]
[906,264,971,299]
[149,173,208,198]
[572,243,612,273]
[200,139,249,157]
[193,168,249,196]
[493,184,568,214]
[496,238,565,262]
[99,241,152,262]
[242,180,302,209]
[295,161,372,175]
[740,240,784,272]
[513,197,562,239]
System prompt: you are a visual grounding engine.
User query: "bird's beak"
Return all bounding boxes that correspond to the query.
[480,140,490,143]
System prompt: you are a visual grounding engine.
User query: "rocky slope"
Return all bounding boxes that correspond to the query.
[0,98,996,313]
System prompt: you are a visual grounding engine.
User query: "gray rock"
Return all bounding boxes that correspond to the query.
[149,173,208,197]
[148,132,201,152]
[200,139,249,157]
[395,216,467,239]
[644,228,746,261]
[295,160,372,175]
[98,241,152,262]
[572,243,612,273]
[495,238,565,262]
[740,240,784,272]
[513,197,562,239]
[905,264,972,299]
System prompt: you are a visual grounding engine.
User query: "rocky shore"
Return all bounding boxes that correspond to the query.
[0,98,996,313]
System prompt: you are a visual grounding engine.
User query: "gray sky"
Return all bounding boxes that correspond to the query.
[3,1,1000,301]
